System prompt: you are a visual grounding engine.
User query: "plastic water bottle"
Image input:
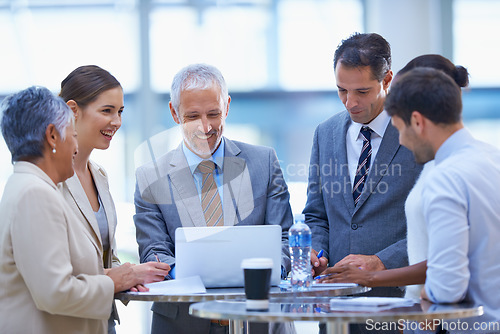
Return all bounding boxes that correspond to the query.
[289,214,312,291]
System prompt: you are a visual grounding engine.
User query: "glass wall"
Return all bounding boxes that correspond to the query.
[453,0,500,88]
[1,1,500,333]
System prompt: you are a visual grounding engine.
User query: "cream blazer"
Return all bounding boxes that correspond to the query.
[59,160,121,270]
[0,162,114,334]
[59,160,121,322]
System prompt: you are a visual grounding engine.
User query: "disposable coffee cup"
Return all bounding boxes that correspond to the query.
[241,258,273,311]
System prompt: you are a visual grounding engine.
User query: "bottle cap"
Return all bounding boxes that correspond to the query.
[294,214,305,222]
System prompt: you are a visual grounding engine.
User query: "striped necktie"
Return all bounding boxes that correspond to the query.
[352,126,373,206]
[197,160,224,226]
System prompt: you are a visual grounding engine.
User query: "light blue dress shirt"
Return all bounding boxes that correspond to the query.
[423,128,500,329]
[182,138,225,209]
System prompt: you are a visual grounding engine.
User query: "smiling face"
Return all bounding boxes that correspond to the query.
[73,87,123,151]
[335,63,392,124]
[170,85,230,158]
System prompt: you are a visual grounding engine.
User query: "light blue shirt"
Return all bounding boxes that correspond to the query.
[182,138,225,208]
[423,128,500,326]
[94,194,110,252]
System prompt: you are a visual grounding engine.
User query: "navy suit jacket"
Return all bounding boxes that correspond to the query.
[304,111,422,296]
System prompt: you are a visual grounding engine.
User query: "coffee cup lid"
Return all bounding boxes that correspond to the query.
[241,257,273,269]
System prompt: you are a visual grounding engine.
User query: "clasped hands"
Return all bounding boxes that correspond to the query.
[310,249,385,287]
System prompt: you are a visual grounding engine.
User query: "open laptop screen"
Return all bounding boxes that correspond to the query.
[175,225,282,288]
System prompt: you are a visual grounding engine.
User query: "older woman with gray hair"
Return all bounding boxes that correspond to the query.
[0,86,154,334]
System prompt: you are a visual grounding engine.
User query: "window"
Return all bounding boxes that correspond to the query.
[0,4,139,94]
[453,0,500,87]
[278,0,363,90]
[150,3,271,92]
[150,0,363,92]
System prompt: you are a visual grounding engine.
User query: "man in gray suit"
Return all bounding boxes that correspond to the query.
[134,63,294,334]
[304,33,422,332]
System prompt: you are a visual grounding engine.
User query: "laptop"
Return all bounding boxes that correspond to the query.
[174,225,282,288]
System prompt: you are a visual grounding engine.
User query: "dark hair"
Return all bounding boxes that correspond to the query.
[397,54,469,88]
[1,86,72,162]
[385,67,462,126]
[333,32,391,82]
[59,65,121,106]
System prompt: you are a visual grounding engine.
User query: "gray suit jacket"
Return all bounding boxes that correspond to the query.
[304,111,422,296]
[134,137,293,333]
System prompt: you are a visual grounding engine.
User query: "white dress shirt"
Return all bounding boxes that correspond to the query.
[423,128,500,330]
[404,160,434,299]
[346,110,391,187]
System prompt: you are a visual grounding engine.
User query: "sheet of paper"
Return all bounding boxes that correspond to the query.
[128,276,207,295]
[330,297,415,311]
[279,280,358,289]
[311,282,359,288]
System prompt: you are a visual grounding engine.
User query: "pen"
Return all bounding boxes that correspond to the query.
[314,273,333,280]
[153,252,160,263]
[317,249,324,258]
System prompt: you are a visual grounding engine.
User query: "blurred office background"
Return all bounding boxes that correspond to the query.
[0,0,499,332]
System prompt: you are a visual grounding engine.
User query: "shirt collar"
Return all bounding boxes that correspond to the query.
[434,128,472,165]
[350,110,391,141]
[182,137,225,175]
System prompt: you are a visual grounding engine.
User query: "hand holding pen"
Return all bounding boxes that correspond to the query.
[154,252,175,279]
[311,248,328,277]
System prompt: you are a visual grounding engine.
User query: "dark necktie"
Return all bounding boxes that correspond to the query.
[197,160,224,226]
[352,126,373,206]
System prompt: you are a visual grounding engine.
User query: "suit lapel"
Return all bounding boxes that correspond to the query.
[168,146,206,227]
[336,113,356,216]
[354,122,400,212]
[89,161,116,244]
[65,174,102,248]
[222,139,246,226]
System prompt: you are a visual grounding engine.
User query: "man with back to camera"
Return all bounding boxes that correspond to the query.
[386,67,500,333]
[303,33,422,332]
[133,63,295,334]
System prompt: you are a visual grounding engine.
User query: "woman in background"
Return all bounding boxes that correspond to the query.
[58,65,170,333]
[0,86,157,334]
[317,55,469,299]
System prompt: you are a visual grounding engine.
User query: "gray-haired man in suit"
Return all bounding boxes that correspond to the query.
[304,33,422,333]
[134,63,294,334]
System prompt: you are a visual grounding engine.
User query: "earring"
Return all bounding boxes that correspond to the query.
[52,146,56,154]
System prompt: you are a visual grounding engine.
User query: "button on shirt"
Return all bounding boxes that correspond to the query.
[423,128,500,325]
[182,138,225,208]
[346,110,391,187]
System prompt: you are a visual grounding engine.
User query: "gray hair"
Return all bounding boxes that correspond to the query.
[170,63,228,113]
[1,86,73,163]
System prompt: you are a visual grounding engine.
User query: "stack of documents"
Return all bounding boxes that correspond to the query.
[330,297,415,311]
